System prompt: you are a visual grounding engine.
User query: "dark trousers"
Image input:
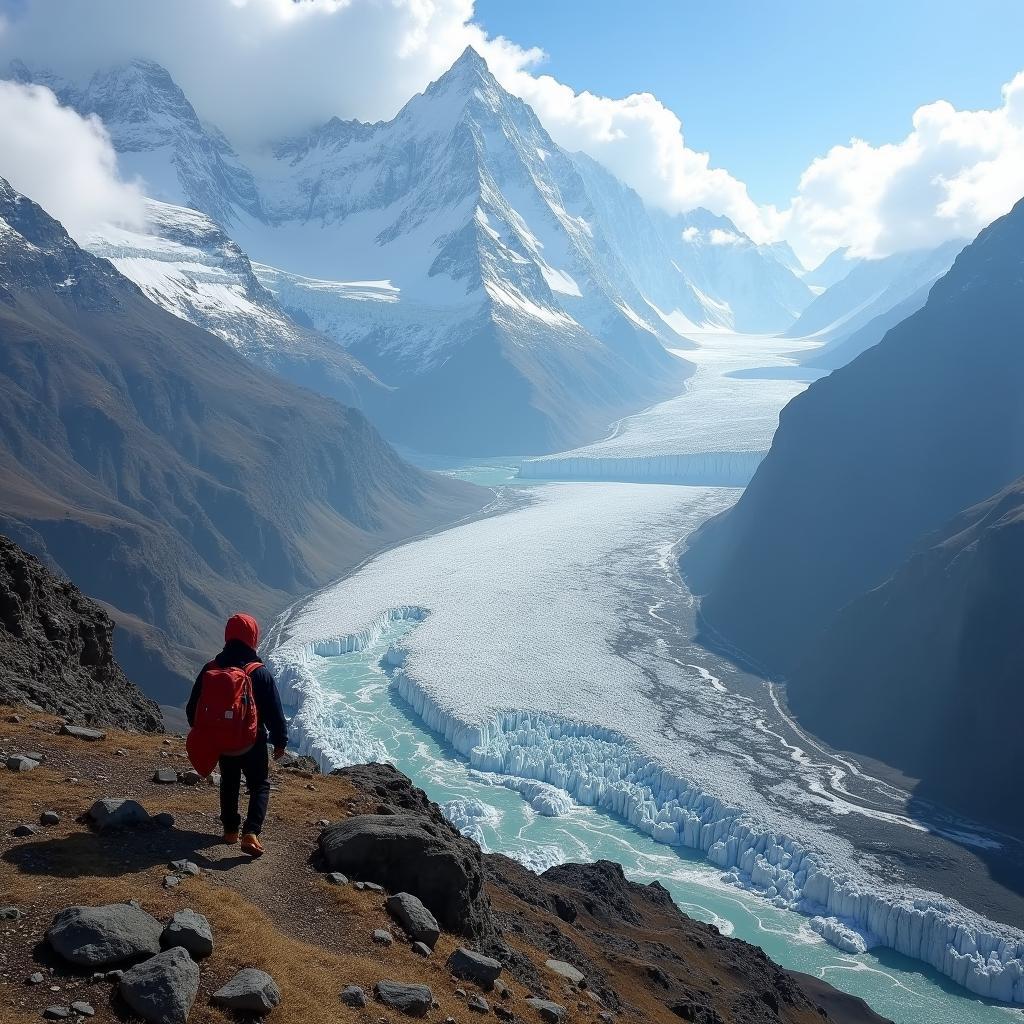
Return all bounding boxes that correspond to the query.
[219,742,270,836]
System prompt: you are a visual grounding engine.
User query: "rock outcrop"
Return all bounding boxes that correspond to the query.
[0,535,162,732]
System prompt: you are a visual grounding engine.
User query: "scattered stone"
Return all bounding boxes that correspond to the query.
[87,798,150,831]
[25,749,45,761]
[495,1007,514,1021]
[152,769,177,785]
[42,1007,70,1020]
[6,754,40,772]
[340,985,367,1008]
[162,738,173,745]
[40,810,61,826]
[411,941,432,958]
[1,906,23,921]
[161,910,213,959]
[305,783,317,791]
[12,823,40,836]
[468,994,490,1013]
[317,819,330,829]
[386,892,441,949]
[163,875,181,890]
[372,929,394,946]
[525,998,566,1022]
[179,770,202,786]
[47,904,163,967]
[355,881,384,893]
[211,968,281,1014]
[105,970,123,983]
[114,749,127,757]
[119,946,199,1024]
[152,813,175,829]
[59,725,105,741]
[374,981,433,1017]
[168,860,199,877]
[8,713,21,723]
[70,1002,95,1017]
[325,871,348,885]
[545,960,585,987]
[28,972,45,984]
[598,1013,615,1023]
[447,948,502,989]
[208,773,221,786]
[494,980,511,999]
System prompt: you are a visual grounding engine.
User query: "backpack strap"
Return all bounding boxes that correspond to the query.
[242,661,263,675]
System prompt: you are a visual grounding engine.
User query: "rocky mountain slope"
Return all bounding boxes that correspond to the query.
[681,196,1024,829]
[0,535,162,733]
[0,706,891,1024]
[0,178,483,703]
[788,475,1024,835]
[85,199,384,412]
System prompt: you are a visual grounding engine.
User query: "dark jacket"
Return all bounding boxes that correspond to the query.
[186,639,288,749]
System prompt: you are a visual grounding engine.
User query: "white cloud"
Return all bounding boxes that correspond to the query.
[680,226,701,242]
[0,0,1021,264]
[785,73,1024,261]
[0,79,144,239]
[708,228,742,246]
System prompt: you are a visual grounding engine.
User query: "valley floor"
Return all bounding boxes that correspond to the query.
[264,334,1024,1021]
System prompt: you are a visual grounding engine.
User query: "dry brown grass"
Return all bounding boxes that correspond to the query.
[0,706,619,1024]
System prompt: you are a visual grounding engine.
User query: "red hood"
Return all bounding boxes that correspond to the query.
[224,613,260,650]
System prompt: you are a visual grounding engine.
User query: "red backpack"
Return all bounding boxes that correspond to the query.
[186,660,262,777]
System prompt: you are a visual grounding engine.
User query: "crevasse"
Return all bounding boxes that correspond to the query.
[268,608,1024,1005]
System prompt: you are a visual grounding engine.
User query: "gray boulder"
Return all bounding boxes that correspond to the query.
[12,823,39,836]
[161,910,213,959]
[87,799,150,831]
[525,998,566,1022]
[168,860,200,877]
[385,892,441,949]
[60,725,106,741]
[47,904,163,967]
[325,872,348,886]
[40,810,61,825]
[372,929,393,946]
[448,948,502,989]
[70,1002,95,1017]
[545,959,585,986]
[42,1007,70,1020]
[152,769,177,784]
[340,984,366,1007]
[468,994,489,1013]
[320,812,491,937]
[374,980,433,1017]
[411,941,432,957]
[6,754,39,772]
[1,906,22,920]
[119,947,199,1024]
[212,968,281,1014]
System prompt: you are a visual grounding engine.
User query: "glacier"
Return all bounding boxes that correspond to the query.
[265,477,1024,1004]
[519,334,823,484]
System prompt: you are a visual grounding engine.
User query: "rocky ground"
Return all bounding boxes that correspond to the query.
[0,706,891,1024]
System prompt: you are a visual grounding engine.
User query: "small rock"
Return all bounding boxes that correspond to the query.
[152,812,175,829]
[355,880,385,892]
[494,980,511,999]
[454,988,467,999]
[386,892,441,949]
[70,1002,95,1017]
[340,985,367,1007]
[12,823,40,836]
[168,860,200,876]
[447,948,502,989]
[179,770,202,786]
[598,1013,615,1023]
[152,769,177,784]
[317,819,330,829]
[411,941,432,957]
[59,725,105,741]
[305,783,317,791]
[28,972,45,984]
[40,810,61,826]
[6,754,40,772]
[545,960,585,987]
[163,875,181,890]
[161,910,213,959]
[119,946,199,1024]
[495,1007,514,1021]
[1,906,23,921]
[47,904,163,967]
[87,798,150,832]
[211,968,281,1014]
[372,929,393,946]
[525,998,566,1023]
[42,1007,70,1020]
[325,871,348,885]
[374,981,433,1018]
[7,713,21,722]
[114,749,127,757]
[468,994,489,1013]
[208,772,221,786]
[162,738,172,745]
[105,970,123,982]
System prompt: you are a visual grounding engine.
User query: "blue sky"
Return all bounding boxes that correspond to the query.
[474,0,1024,206]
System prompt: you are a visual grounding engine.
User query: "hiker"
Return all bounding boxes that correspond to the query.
[185,613,287,858]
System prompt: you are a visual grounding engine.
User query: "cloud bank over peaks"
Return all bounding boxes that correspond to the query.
[0,80,145,240]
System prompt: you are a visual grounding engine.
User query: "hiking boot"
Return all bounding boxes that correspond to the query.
[222,831,239,845]
[240,833,265,857]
